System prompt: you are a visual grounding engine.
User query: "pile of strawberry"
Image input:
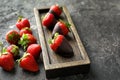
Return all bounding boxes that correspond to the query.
[0,16,42,72]
[42,4,74,57]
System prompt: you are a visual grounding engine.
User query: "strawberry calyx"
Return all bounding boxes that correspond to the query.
[18,16,24,22]
[8,32,17,41]
[49,33,59,44]
[18,34,29,50]
[48,33,59,51]
[11,45,19,56]
[48,39,54,44]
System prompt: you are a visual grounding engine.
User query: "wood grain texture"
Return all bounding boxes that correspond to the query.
[34,6,90,79]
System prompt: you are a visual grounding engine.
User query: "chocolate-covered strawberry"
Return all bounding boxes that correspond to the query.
[7,44,20,59]
[19,34,37,50]
[49,4,62,18]
[5,30,20,45]
[49,33,74,58]
[42,12,57,30]
[52,21,71,37]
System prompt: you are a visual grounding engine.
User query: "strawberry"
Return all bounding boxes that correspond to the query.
[6,44,20,59]
[49,4,62,18]
[42,12,57,30]
[19,27,32,37]
[16,16,30,30]
[0,52,14,71]
[49,33,74,58]
[52,20,71,37]
[17,53,39,72]
[19,34,37,50]
[0,42,14,71]
[26,44,42,60]
[5,30,20,45]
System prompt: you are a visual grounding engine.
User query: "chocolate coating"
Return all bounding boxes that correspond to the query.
[52,24,62,38]
[49,10,59,19]
[55,36,74,58]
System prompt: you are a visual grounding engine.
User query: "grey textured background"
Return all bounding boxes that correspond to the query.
[0,0,120,80]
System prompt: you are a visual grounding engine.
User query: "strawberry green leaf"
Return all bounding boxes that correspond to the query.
[18,34,29,50]
[65,22,71,28]
[48,39,54,44]
[0,42,7,54]
[48,39,52,44]
[54,33,59,39]
[11,45,19,56]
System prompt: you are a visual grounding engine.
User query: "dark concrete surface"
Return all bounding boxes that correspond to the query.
[0,0,120,80]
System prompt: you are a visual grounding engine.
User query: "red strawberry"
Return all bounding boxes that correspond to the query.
[0,52,14,71]
[49,4,62,17]
[52,21,71,37]
[0,42,14,71]
[20,27,32,36]
[5,30,20,45]
[6,44,19,59]
[19,34,37,50]
[42,12,57,30]
[18,53,39,72]
[26,44,42,60]
[49,33,74,58]
[16,16,30,30]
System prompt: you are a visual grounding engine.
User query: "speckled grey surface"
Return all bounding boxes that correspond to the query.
[0,0,120,80]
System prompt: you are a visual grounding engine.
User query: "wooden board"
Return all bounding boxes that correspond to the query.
[34,6,90,79]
